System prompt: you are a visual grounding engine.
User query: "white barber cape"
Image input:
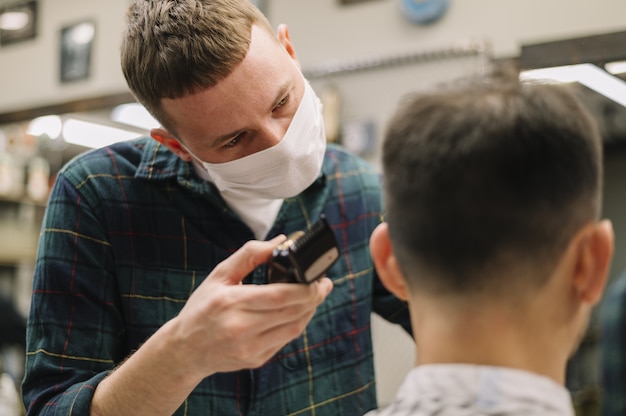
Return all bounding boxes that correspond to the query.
[366,364,575,416]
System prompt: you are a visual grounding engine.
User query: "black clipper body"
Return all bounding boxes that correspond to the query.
[268,215,340,284]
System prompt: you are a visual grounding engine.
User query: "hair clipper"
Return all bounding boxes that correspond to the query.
[268,215,340,284]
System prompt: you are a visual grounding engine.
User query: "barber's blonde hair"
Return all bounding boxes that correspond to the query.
[121,0,273,133]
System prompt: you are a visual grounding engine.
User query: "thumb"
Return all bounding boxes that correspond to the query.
[212,235,287,285]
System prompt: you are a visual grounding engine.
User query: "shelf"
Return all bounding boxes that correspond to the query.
[0,194,47,207]
[0,224,38,265]
[0,197,44,265]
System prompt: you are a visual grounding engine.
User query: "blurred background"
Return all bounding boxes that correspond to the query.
[1,1,626,415]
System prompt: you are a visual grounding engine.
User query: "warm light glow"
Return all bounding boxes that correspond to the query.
[605,60,626,75]
[111,103,159,130]
[27,116,63,139]
[520,63,626,108]
[67,22,95,45]
[0,11,29,31]
[63,119,142,148]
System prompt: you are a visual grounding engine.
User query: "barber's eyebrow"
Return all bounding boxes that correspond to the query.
[209,81,292,149]
[270,82,291,111]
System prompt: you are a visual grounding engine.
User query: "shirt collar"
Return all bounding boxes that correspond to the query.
[135,137,186,180]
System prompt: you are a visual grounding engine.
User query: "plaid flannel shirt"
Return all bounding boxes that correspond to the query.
[22,138,411,416]
[600,271,626,416]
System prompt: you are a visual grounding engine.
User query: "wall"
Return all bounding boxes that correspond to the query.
[0,0,129,113]
[2,0,626,113]
[269,0,626,67]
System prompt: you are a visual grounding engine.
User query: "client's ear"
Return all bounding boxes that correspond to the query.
[370,223,410,301]
[571,219,614,305]
[150,128,193,162]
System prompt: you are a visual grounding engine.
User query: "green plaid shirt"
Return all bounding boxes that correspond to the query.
[23,138,411,415]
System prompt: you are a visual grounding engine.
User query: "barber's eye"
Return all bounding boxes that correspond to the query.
[274,95,289,111]
[223,133,244,149]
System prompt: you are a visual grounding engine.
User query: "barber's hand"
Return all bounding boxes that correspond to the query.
[170,235,334,378]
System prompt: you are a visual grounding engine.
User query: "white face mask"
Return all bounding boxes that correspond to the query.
[191,81,327,200]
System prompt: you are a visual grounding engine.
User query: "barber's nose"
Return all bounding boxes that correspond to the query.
[255,123,286,151]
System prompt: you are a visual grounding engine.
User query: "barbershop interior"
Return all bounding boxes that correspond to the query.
[1,0,626,415]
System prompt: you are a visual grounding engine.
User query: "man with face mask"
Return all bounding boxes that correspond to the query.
[21,1,411,415]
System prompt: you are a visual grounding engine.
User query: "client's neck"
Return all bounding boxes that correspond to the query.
[411,295,572,385]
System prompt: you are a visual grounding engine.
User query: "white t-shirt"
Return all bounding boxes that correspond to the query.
[366,364,575,416]
[192,160,282,240]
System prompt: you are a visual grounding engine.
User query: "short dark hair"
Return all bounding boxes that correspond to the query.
[382,77,603,295]
[121,0,273,134]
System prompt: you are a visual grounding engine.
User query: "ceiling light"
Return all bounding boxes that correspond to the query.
[520,63,626,108]
[605,60,626,75]
[63,119,142,148]
[27,115,63,139]
[111,103,159,131]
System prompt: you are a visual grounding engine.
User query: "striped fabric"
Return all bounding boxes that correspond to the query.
[600,272,626,416]
[22,138,411,416]
[366,364,575,416]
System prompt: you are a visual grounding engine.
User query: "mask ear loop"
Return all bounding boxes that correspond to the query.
[180,143,204,164]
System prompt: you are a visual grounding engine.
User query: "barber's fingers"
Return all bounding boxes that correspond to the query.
[187,278,333,374]
[237,277,333,311]
[211,235,287,285]
[236,279,333,330]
